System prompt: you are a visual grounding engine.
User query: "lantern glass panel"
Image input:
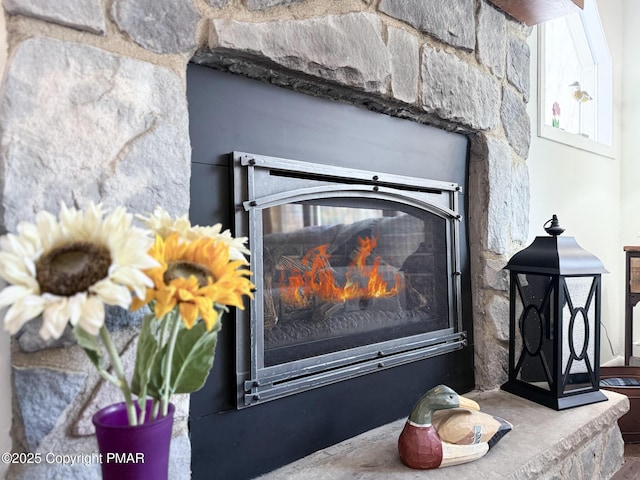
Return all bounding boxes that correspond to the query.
[514,273,555,391]
[561,276,597,394]
[514,277,523,364]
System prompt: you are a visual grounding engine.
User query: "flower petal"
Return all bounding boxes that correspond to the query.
[109,267,154,299]
[16,221,42,253]
[1,232,32,259]
[177,288,194,302]
[41,297,71,340]
[179,302,198,329]
[0,252,38,288]
[113,237,157,269]
[82,203,105,241]
[0,284,34,308]
[90,279,132,308]
[67,292,87,327]
[100,207,131,242]
[194,296,218,331]
[154,290,177,318]
[3,296,45,335]
[77,295,105,336]
[34,210,60,250]
[131,289,154,311]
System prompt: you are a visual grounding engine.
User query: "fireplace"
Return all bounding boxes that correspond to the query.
[188,64,474,478]
[233,151,467,406]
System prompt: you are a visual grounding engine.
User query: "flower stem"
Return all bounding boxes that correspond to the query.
[137,396,147,424]
[100,325,137,426]
[151,398,160,422]
[96,369,120,388]
[161,309,181,417]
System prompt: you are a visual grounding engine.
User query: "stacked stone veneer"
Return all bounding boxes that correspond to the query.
[0,0,532,478]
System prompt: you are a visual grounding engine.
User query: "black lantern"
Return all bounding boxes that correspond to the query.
[501,215,608,410]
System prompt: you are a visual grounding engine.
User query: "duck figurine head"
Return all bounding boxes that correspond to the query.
[398,385,511,470]
[407,384,480,424]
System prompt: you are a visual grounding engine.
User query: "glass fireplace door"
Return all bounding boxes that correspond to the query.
[262,201,451,366]
[233,151,466,407]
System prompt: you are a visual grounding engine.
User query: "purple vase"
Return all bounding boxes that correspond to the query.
[93,400,174,480]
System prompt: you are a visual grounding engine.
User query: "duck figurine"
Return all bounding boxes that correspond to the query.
[398,385,512,469]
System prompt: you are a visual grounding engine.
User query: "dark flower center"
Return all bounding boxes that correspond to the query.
[36,242,112,296]
[164,261,213,288]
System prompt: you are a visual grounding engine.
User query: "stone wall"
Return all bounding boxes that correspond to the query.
[0,1,531,478]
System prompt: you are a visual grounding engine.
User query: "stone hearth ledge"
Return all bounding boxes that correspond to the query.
[258,389,628,480]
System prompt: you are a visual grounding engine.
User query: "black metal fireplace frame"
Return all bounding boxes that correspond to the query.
[233,151,467,407]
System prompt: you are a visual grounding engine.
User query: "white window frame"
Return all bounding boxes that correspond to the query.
[537,0,613,158]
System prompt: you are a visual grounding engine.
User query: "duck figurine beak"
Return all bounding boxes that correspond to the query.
[458,395,480,412]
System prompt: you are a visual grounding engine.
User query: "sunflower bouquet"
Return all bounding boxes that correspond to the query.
[0,203,253,426]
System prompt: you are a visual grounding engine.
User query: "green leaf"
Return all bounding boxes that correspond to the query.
[131,313,161,398]
[73,326,103,369]
[169,320,221,395]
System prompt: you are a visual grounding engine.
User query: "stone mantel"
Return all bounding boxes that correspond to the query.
[259,390,628,480]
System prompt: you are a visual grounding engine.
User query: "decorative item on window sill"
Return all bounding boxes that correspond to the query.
[569,81,593,138]
[552,102,561,128]
[501,214,608,410]
[0,203,254,479]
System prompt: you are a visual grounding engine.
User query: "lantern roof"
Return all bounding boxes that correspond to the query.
[505,216,608,275]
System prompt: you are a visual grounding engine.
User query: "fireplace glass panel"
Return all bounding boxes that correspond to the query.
[262,200,450,366]
[234,151,466,406]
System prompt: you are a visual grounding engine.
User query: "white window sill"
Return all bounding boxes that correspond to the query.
[538,124,614,159]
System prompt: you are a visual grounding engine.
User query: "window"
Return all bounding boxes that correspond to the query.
[537,0,612,157]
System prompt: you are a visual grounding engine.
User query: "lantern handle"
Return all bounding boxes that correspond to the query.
[544,215,565,236]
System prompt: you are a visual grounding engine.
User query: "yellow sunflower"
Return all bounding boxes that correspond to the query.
[0,203,158,340]
[132,233,254,330]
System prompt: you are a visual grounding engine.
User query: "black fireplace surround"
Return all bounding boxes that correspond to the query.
[188,64,474,479]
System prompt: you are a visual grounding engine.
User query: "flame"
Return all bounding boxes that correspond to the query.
[279,236,403,307]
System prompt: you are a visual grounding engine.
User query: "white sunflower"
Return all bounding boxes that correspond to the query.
[137,207,250,262]
[0,202,158,340]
